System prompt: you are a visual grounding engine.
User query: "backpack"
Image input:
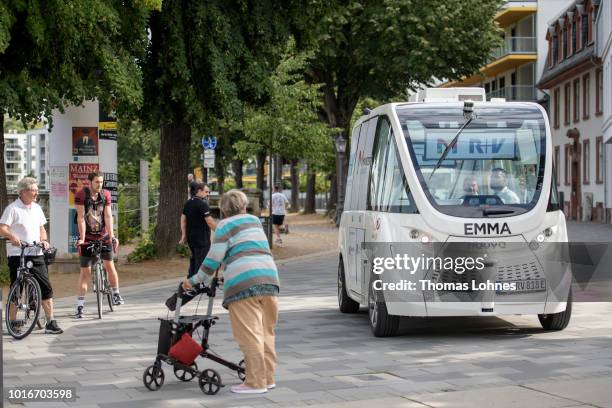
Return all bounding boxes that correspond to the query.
[73,187,107,229]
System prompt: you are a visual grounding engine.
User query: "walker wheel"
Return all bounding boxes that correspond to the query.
[237,359,246,381]
[174,362,198,381]
[143,364,165,391]
[199,369,222,395]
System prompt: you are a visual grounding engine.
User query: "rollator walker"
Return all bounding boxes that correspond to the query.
[142,275,245,395]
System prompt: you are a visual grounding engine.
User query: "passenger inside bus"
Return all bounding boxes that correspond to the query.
[489,168,520,204]
[463,177,479,195]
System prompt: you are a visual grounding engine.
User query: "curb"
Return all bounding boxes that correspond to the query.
[53,248,338,302]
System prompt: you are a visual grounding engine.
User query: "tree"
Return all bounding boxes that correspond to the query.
[140,1,299,257]
[234,41,335,215]
[298,0,503,222]
[0,0,155,262]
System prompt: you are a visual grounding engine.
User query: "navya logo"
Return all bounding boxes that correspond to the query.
[464,223,512,235]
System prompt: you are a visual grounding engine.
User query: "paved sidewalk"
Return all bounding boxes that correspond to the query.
[3,237,612,407]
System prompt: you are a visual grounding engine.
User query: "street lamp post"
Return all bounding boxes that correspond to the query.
[334,133,347,225]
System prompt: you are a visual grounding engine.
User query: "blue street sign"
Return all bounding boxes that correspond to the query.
[202,136,217,150]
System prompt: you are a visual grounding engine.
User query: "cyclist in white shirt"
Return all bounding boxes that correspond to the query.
[0,177,63,334]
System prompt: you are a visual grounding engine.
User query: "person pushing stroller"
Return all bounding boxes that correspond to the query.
[182,189,280,394]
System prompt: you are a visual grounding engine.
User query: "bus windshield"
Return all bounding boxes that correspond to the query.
[396,103,547,218]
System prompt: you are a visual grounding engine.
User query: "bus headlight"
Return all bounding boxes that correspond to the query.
[421,235,431,244]
[536,234,545,243]
[409,229,419,239]
[544,227,553,237]
[26,260,34,269]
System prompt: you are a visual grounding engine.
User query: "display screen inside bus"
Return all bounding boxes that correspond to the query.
[397,103,546,218]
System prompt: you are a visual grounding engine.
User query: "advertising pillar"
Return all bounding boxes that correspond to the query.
[48,100,118,257]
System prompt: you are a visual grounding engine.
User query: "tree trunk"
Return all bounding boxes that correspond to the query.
[311,68,359,225]
[256,151,266,208]
[328,171,337,213]
[304,165,316,214]
[154,122,191,257]
[0,114,7,265]
[290,158,299,213]
[274,155,282,187]
[232,159,243,189]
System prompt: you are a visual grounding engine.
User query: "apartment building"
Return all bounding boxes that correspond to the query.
[538,0,607,223]
[4,131,27,191]
[596,0,612,221]
[440,1,572,101]
[25,128,50,189]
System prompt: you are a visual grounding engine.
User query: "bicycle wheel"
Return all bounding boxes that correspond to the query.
[104,268,114,312]
[6,276,42,340]
[94,263,103,319]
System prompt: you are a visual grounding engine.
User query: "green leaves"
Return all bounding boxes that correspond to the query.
[235,39,335,168]
[0,0,150,122]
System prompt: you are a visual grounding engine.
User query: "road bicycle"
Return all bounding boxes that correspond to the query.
[5,242,44,340]
[83,240,114,319]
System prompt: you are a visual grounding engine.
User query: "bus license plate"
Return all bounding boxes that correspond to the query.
[496,279,546,294]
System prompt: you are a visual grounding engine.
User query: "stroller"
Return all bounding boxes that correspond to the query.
[142,275,245,395]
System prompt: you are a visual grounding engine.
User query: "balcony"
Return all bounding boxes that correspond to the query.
[441,37,537,88]
[491,37,536,60]
[5,154,22,162]
[487,85,537,101]
[5,143,22,150]
[495,4,537,28]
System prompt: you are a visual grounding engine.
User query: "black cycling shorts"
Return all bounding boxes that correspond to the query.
[79,243,113,268]
[272,214,285,226]
[8,256,53,300]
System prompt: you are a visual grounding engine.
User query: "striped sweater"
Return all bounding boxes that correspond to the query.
[188,213,280,308]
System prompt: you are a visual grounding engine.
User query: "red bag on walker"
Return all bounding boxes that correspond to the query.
[168,333,203,365]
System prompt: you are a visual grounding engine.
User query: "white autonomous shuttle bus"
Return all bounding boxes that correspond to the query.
[338,88,571,337]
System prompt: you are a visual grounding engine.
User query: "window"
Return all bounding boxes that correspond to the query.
[562,26,567,59]
[581,13,588,48]
[573,79,580,122]
[564,143,571,185]
[596,136,604,184]
[583,74,590,119]
[554,145,560,186]
[571,19,577,54]
[368,117,416,213]
[554,87,561,128]
[588,5,593,44]
[553,34,559,63]
[596,68,603,115]
[564,83,571,125]
[547,38,553,67]
[583,139,590,184]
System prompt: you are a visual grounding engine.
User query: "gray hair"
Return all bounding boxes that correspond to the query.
[220,189,249,217]
[17,177,38,193]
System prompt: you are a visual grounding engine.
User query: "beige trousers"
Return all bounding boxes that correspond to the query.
[228,295,278,389]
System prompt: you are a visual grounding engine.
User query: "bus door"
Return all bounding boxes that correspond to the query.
[344,123,362,289]
[351,118,377,293]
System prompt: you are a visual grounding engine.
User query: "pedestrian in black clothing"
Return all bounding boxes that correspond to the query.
[179,182,217,278]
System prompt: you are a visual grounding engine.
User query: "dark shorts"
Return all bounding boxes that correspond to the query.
[79,243,113,268]
[8,256,53,300]
[188,245,211,278]
[272,214,285,226]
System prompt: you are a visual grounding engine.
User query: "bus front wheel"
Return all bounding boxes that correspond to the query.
[368,277,399,337]
[338,258,360,313]
[538,289,572,331]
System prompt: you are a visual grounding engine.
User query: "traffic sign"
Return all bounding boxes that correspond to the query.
[204,150,215,168]
[202,136,217,150]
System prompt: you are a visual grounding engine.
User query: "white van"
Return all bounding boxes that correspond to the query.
[338,88,571,337]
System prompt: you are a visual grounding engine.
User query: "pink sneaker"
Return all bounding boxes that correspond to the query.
[230,383,267,394]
